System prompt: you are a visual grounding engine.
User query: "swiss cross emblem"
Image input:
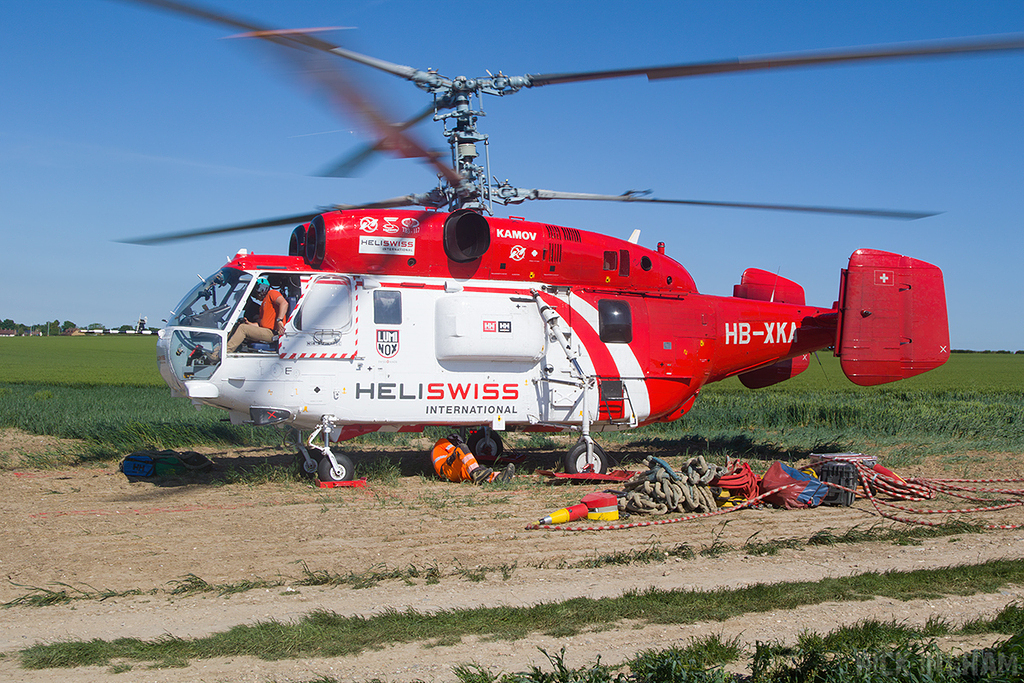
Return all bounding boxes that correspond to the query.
[376,329,399,358]
[874,270,894,286]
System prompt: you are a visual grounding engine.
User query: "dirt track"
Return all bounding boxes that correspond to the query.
[1,432,1022,682]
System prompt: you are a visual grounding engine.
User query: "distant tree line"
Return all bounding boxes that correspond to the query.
[0,319,156,335]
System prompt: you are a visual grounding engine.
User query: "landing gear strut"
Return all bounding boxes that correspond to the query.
[301,416,355,482]
[293,428,319,476]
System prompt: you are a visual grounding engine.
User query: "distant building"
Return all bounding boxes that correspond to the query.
[0,330,15,337]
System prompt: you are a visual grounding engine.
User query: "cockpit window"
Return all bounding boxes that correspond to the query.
[169,268,251,330]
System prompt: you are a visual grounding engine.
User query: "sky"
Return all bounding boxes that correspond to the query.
[0,0,1021,350]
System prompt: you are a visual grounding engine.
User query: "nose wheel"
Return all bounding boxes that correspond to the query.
[467,428,504,462]
[317,451,355,482]
[564,439,608,474]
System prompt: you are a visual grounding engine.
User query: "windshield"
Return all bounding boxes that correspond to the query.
[169,268,251,329]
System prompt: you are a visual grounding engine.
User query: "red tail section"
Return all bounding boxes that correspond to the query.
[733,268,811,388]
[739,354,811,389]
[733,268,806,305]
[836,249,950,386]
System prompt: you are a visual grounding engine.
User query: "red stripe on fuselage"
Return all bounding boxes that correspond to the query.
[537,291,619,379]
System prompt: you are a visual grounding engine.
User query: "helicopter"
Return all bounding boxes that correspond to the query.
[127,1,1024,481]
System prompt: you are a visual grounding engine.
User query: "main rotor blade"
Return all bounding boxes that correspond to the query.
[119,211,323,245]
[509,189,938,220]
[317,103,439,177]
[526,34,1024,87]
[120,194,440,246]
[124,0,462,186]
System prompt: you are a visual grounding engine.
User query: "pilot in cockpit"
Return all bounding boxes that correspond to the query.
[214,277,288,359]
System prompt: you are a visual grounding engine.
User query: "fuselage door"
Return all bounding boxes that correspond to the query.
[278,275,359,360]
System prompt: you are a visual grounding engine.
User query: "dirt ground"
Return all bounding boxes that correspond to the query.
[1,429,1022,682]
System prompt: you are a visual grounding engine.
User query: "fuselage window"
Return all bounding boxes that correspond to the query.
[293,277,353,332]
[374,290,402,325]
[603,250,618,271]
[618,249,630,277]
[598,299,632,344]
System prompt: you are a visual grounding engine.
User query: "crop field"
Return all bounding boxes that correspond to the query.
[0,335,164,386]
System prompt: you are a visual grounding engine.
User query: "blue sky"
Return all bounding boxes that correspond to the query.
[1,0,1021,349]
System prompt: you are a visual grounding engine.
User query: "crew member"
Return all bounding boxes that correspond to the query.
[224,277,288,355]
[430,434,514,484]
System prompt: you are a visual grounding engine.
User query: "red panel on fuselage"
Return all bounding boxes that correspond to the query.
[704,296,835,383]
[307,210,697,293]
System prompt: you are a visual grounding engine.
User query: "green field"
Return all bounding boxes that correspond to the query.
[0,336,1021,460]
[0,335,163,387]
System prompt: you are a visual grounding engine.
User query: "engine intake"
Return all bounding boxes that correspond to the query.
[288,224,307,257]
[443,209,490,263]
[305,215,327,268]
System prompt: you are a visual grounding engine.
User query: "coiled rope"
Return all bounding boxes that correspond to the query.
[852,461,1024,530]
[618,456,722,516]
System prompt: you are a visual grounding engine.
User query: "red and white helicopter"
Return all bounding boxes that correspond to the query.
[128,1,1024,481]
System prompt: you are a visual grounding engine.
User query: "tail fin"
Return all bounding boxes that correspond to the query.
[837,249,950,386]
[733,268,805,304]
[734,268,809,388]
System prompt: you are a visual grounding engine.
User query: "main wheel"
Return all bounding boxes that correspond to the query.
[564,439,608,475]
[467,429,504,462]
[317,452,355,482]
[296,453,319,477]
[296,446,320,477]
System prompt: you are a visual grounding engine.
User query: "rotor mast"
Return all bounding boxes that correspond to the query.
[438,81,489,212]
[429,74,531,212]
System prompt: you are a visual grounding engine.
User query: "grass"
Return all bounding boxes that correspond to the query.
[298,629,1024,682]
[806,521,985,547]
[86,612,1018,682]
[220,459,308,486]
[2,582,149,608]
[18,558,1024,669]
[0,383,287,461]
[569,542,696,568]
[166,574,282,598]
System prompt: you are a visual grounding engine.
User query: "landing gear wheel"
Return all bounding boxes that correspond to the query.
[564,439,608,475]
[317,452,355,482]
[292,430,319,478]
[298,453,319,477]
[467,429,504,462]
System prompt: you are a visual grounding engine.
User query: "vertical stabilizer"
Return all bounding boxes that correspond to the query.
[837,249,949,386]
